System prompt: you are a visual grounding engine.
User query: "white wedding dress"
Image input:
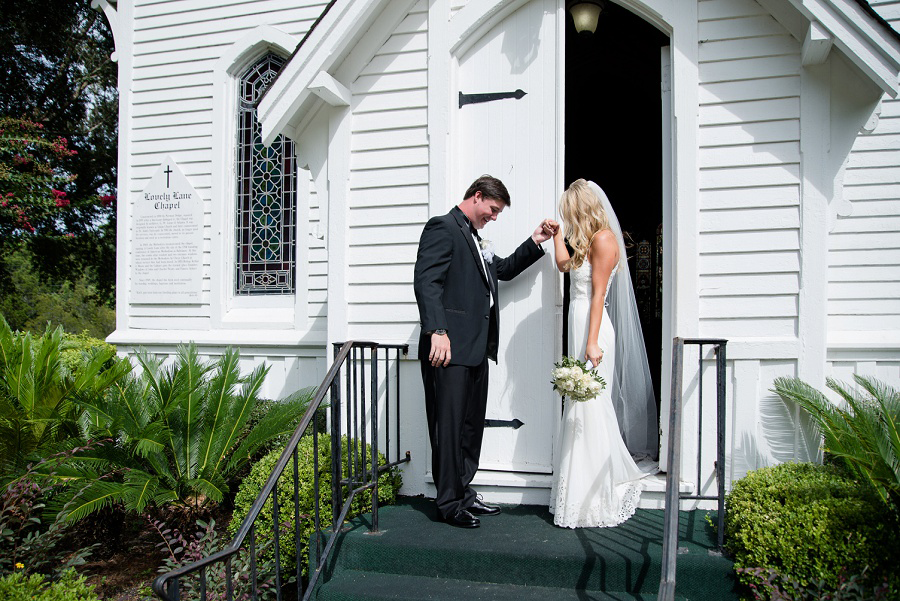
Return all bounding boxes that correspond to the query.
[549,261,646,528]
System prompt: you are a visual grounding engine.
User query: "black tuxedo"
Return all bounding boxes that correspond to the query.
[413,206,543,518]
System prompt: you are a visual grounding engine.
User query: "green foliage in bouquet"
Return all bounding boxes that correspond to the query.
[551,355,606,402]
[229,433,402,577]
[725,462,899,598]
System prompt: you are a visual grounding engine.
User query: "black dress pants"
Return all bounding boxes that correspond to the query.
[421,357,489,519]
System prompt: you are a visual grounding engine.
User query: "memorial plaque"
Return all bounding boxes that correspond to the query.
[131,157,203,304]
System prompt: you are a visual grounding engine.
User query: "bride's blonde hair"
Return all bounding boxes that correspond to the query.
[559,179,610,270]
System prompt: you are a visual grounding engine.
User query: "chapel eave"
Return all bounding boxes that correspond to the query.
[257,0,397,146]
[761,0,900,97]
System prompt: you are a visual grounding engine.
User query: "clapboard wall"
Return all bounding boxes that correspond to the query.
[691,0,806,493]
[346,1,429,343]
[827,0,900,381]
[114,0,333,399]
[697,0,802,341]
[126,0,327,328]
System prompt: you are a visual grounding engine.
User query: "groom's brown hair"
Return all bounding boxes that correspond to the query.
[463,175,511,207]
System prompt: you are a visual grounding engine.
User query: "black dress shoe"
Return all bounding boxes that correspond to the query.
[468,498,501,516]
[444,509,480,528]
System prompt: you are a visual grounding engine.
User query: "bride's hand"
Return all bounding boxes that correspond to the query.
[585,342,603,367]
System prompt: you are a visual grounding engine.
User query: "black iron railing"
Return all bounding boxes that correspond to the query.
[658,337,727,601]
[152,341,409,601]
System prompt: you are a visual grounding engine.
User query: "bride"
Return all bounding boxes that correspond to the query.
[549,179,658,528]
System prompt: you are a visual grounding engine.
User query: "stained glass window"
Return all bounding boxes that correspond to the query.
[235,53,296,295]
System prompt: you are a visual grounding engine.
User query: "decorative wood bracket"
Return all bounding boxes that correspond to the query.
[309,72,351,107]
[483,418,524,429]
[802,21,833,66]
[459,89,527,108]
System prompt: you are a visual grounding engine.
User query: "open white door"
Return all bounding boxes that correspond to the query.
[453,0,561,474]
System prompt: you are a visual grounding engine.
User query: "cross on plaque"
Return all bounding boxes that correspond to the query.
[164,165,173,188]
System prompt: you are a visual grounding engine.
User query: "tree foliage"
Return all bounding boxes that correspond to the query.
[0,0,117,304]
[0,117,78,239]
[0,252,114,338]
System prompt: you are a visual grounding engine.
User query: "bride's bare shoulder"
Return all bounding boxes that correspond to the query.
[590,229,617,251]
[589,229,619,266]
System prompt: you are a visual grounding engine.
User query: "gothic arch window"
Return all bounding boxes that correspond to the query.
[235,53,296,295]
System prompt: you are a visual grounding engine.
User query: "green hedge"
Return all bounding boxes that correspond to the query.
[725,462,898,597]
[0,569,99,601]
[229,434,402,577]
[59,331,117,375]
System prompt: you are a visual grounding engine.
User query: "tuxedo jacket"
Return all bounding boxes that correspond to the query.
[414,206,544,366]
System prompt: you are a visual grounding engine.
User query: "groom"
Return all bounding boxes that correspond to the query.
[414,175,558,528]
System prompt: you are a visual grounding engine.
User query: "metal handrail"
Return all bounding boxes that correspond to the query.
[658,337,727,601]
[152,341,409,601]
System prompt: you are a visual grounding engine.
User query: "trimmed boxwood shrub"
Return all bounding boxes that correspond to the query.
[725,461,899,597]
[0,569,100,601]
[59,331,117,375]
[228,434,402,577]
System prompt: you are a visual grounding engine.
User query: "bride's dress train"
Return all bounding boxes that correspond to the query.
[549,262,647,528]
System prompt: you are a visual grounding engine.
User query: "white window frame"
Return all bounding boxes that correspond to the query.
[210,26,309,329]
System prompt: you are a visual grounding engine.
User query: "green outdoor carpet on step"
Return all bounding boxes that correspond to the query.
[316,569,691,601]
[314,496,739,601]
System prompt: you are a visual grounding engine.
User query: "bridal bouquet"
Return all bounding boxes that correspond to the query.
[551,356,606,402]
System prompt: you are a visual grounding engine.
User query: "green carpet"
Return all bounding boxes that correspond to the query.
[314,497,741,601]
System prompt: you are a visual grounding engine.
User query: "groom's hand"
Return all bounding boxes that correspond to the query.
[532,219,559,245]
[430,332,451,367]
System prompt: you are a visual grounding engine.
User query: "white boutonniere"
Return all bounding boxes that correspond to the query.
[479,239,494,264]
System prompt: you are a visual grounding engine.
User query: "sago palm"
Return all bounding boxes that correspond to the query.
[0,315,130,477]
[773,374,900,510]
[59,344,314,521]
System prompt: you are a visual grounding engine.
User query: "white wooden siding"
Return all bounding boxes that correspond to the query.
[346,1,429,343]
[697,0,802,340]
[682,350,815,497]
[126,0,329,329]
[307,174,328,329]
[130,346,325,401]
[828,358,900,384]
[830,2,900,335]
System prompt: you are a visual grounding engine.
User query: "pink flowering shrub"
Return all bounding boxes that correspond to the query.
[0,117,77,239]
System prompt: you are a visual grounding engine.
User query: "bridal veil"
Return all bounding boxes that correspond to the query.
[586,180,659,459]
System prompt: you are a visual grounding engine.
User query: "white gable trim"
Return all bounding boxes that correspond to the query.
[91,0,120,62]
[449,0,672,56]
[448,0,531,56]
[257,0,417,145]
[217,26,301,77]
[762,0,900,97]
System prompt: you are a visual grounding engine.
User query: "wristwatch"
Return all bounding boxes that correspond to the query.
[431,329,447,336]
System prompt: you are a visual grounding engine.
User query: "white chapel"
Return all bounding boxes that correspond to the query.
[97,0,900,504]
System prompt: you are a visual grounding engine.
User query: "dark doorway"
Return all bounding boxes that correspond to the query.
[563,2,669,404]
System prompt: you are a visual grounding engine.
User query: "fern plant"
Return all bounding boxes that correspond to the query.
[0,314,130,477]
[773,374,900,510]
[56,344,314,521]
